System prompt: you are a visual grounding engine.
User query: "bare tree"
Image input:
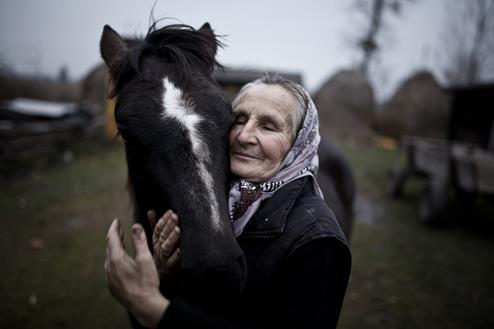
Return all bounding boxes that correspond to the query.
[0,52,14,76]
[58,65,69,83]
[441,0,494,86]
[353,0,415,76]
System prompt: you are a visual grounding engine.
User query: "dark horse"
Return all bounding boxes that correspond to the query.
[317,139,355,240]
[100,23,246,318]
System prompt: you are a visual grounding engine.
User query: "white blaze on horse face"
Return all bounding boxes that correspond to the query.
[161,78,206,157]
[161,77,221,231]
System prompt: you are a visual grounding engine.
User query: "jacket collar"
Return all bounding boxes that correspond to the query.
[237,177,308,239]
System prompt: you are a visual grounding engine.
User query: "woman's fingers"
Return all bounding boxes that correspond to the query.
[150,210,181,280]
[106,219,125,259]
[118,219,126,251]
[160,226,180,258]
[159,212,178,243]
[167,248,181,268]
[156,232,181,281]
[132,224,150,258]
[131,224,158,282]
[152,210,171,250]
[104,219,165,328]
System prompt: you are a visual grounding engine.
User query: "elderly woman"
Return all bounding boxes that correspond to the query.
[105,76,351,329]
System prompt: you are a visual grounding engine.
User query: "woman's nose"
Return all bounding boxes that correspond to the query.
[235,122,257,145]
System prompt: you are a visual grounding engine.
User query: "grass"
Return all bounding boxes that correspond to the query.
[338,142,494,329]
[1,139,493,328]
[0,141,132,329]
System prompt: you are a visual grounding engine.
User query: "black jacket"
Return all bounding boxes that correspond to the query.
[159,176,351,329]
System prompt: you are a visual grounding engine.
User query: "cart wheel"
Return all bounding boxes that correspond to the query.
[419,181,448,225]
[454,188,476,220]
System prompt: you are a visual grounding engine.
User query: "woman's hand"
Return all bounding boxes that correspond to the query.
[148,210,181,281]
[104,219,169,328]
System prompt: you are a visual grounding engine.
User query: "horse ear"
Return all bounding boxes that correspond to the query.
[199,22,218,57]
[100,25,128,74]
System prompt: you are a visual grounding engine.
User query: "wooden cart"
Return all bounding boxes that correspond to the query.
[389,84,494,225]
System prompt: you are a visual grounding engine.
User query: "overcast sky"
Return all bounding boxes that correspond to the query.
[0,0,448,100]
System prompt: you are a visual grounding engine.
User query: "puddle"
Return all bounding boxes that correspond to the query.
[354,194,383,224]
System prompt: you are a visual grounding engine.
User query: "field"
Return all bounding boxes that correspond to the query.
[1,140,493,328]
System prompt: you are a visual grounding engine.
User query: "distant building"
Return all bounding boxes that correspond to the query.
[213,67,303,101]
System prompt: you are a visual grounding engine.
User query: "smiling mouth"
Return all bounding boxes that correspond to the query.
[232,152,261,160]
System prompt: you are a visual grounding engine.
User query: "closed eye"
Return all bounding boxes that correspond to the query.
[233,115,247,125]
[260,118,280,132]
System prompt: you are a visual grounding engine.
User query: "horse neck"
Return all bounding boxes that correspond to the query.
[167,163,239,266]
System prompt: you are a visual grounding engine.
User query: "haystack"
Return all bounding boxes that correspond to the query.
[314,69,375,140]
[376,71,450,139]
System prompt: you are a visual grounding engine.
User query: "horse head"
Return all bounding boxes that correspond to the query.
[100,23,245,310]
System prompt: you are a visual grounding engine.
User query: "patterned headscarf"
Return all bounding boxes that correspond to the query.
[228,82,322,237]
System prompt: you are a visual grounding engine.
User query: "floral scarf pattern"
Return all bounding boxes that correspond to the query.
[229,87,322,237]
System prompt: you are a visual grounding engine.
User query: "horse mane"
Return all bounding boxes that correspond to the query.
[109,23,224,98]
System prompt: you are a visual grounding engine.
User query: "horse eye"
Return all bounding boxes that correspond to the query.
[116,126,130,143]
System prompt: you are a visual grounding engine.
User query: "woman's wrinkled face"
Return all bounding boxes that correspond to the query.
[229,84,298,182]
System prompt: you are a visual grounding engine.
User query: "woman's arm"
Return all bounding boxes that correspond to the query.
[105,221,350,329]
[157,237,351,329]
[275,238,351,329]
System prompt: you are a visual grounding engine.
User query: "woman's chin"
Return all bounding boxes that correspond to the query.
[231,163,257,181]
[231,167,274,183]
[230,164,252,179]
